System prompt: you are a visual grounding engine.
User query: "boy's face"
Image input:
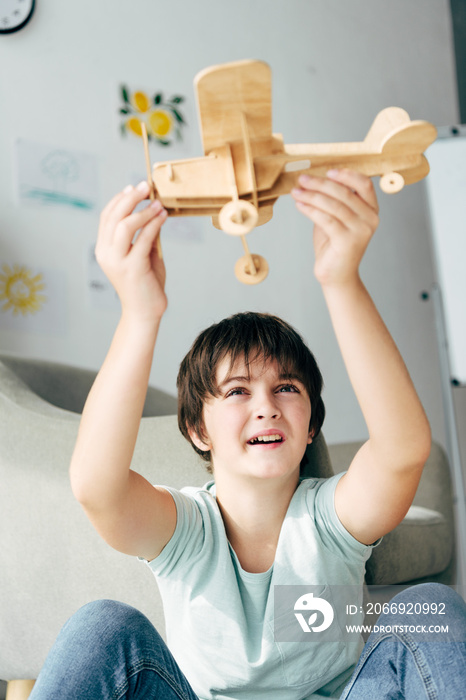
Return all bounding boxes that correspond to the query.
[189,354,313,483]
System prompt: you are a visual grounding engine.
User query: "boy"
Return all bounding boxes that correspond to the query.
[30,171,465,699]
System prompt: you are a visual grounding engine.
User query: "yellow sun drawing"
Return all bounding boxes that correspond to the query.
[0,264,47,316]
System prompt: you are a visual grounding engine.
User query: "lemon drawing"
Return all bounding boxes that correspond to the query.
[126,117,143,137]
[149,109,173,138]
[0,264,47,316]
[132,91,150,113]
[119,84,186,146]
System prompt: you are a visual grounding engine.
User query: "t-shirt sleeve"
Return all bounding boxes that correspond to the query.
[310,473,379,562]
[145,486,206,577]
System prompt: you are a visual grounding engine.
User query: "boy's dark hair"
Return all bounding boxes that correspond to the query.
[177,312,325,471]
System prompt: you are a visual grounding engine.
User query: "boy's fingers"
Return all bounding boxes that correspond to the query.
[294,189,357,228]
[110,182,151,222]
[293,183,361,237]
[292,172,379,232]
[295,201,348,242]
[326,169,379,213]
[131,208,167,259]
[99,184,139,224]
[112,201,165,256]
[100,182,152,241]
[100,191,126,222]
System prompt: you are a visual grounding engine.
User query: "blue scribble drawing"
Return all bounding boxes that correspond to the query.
[16,140,98,211]
[42,150,79,186]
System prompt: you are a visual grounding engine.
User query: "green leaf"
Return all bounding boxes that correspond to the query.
[158,138,170,146]
[119,107,130,115]
[171,95,184,104]
[121,85,130,104]
[120,123,127,137]
[171,108,185,124]
[154,93,163,105]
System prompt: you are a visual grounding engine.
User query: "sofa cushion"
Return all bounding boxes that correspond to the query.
[0,355,177,416]
[365,505,453,585]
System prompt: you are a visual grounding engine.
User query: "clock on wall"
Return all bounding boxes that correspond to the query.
[0,0,35,34]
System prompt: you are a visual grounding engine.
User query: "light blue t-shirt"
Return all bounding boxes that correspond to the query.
[144,474,375,700]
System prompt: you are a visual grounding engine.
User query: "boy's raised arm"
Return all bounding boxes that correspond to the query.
[292,171,431,545]
[69,182,176,561]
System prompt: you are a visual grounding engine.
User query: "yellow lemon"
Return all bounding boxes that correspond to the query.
[126,117,143,137]
[132,91,150,113]
[149,109,173,138]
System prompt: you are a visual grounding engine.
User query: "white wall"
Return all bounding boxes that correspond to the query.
[0,0,459,446]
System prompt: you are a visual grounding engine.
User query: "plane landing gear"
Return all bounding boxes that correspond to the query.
[218,200,259,235]
[380,172,405,194]
[234,254,269,285]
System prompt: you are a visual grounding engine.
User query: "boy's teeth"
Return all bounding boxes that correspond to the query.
[250,434,282,444]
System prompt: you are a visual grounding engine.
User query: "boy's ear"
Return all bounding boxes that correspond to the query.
[188,427,211,452]
[307,428,314,445]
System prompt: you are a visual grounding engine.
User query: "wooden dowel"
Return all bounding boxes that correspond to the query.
[224,143,247,227]
[240,235,257,275]
[240,111,259,210]
[140,122,163,260]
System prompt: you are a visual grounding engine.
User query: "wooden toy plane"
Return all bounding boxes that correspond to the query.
[143,59,437,285]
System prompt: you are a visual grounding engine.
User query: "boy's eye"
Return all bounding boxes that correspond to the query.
[277,383,299,393]
[225,387,247,397]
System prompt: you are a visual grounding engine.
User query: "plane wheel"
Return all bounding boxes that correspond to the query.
[380,172,405,194]
[218,200,259,235]
[234,254,269,285]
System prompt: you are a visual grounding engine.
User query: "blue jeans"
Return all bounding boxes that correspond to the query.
[340,583,466,699]
[30,583,465,699]
[30,600,199,700]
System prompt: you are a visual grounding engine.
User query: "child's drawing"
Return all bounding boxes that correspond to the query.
[0,263,46,316]
[119,85,187,146]
[0,262,66,334]
[41,150,79,192]
[15,139,98,210]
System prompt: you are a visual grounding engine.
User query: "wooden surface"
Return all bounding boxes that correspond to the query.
[195,59,272,154]
[6,681,35,700]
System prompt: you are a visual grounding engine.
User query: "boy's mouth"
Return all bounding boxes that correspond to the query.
[247,432,285,446]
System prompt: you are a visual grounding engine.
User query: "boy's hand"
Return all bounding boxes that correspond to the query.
[95,182,168,321]
[291,170,379,287]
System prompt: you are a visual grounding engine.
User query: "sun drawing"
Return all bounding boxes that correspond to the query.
[0,264,47,316]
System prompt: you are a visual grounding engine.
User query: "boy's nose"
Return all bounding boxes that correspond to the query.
[255,393,281,420]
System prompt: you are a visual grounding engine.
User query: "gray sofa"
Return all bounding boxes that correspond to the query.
[0,356,456,699]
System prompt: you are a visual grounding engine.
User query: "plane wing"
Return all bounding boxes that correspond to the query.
[194,59,273,154]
